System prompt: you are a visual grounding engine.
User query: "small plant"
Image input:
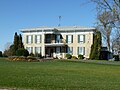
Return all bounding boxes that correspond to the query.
[78,54,84,59]
[29,53,35,57]
[72,56,78,59]
[35,53,42,59]
[66,53,72,59]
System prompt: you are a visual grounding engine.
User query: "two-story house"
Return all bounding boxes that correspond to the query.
[21,26,96,59]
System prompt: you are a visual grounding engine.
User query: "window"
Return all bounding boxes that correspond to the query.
[56,35,61,43]
[66,35,73,43]
[67,47,73,54]
[26,35,33,44]
[78,35,85,43]
[78,47,85,55]
[35,35,41,44]
[35,47,41,54]
[26,47,33,54]
[56,47,60,54]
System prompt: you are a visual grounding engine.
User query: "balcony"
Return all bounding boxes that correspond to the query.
[45,39,66,47]
[44,34,66,47]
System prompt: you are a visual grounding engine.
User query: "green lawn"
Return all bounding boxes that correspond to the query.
[0,59,120,90]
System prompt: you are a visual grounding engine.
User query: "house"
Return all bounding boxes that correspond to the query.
[21,26,96,59]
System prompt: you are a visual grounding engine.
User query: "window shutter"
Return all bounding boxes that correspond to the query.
[77,47,79,55]
[71,35,73,43]
[83,47,85,55]
[40,47,41,54]
[83,35,85,43]
[71,47,73,54]
[26,36,28,44]
[31,35,33,43]
[66,35,68,43]
[78,35,80,43]
[35,35,37,43]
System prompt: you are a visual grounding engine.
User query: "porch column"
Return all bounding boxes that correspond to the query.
[42,33,45,57]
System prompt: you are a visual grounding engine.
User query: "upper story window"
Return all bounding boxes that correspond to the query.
[78,35,85,43]
[26,35,33,44]
[66,35,73,43]
[35,35,41,44]
[78,47,85,55]
[56,35,61,43]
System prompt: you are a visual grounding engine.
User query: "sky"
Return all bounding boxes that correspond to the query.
[0,0,96,51]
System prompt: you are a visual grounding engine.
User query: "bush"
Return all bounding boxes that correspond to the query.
[113,55,119,61]
[78,54,84,59]
[35,53,42,59]
[0,51,3,57]
[29,53,34,57]
[16,48,29,57]
[72,56,78,59]
[66,53,72,59]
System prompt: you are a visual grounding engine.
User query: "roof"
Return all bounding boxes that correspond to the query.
[21,26,96,32]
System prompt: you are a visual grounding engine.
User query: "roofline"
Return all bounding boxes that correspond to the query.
[20,26,96,32]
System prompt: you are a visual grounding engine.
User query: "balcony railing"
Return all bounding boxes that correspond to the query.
[45,39,66,44]
[45,39,66,47]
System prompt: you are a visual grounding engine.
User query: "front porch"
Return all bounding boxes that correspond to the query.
[45,46,67,59]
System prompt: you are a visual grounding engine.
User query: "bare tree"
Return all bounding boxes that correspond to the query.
[91,0,120,52]
[91,0,120,28]
[97,10,113,51]
[111,29,120,54]
[4,42,12,51]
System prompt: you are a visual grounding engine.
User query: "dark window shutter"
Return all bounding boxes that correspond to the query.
[77,47,79,55]
[35,35,37,43]
[78,35,80,43]
[83,35,85,43]
[83,47,85,55]
[26,36,28,44]
[66,35,68,43]
[71,35,73,43]
[31,35,33,43]
[71,47,73,54]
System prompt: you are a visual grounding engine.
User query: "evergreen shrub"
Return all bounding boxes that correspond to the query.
[16,48,29,57]
[78,54,84,59]
[72,56,78,59]
[66,53,72,59]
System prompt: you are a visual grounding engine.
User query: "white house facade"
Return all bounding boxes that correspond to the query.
[21,26,96,59]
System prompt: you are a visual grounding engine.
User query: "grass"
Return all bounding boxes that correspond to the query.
[0,59,120,90]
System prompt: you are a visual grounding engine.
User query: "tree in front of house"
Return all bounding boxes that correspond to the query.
[90,30,102,60]
[4,32,29,57]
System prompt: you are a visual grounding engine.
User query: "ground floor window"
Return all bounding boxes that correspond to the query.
[26,47,33,54]
[35,47,41,54]
[67,47,73,54]
[56,47,60,54]
[78,47,85,55]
